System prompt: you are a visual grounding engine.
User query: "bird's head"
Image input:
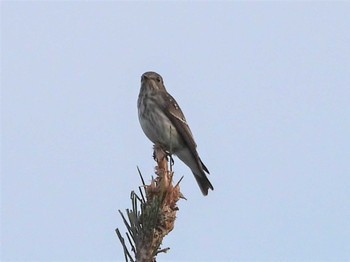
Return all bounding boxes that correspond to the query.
[141,71,166,91]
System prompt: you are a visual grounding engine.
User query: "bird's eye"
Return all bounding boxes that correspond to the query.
[156,77,161,82]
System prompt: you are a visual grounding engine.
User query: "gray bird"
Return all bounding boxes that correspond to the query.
[137,71,213,195]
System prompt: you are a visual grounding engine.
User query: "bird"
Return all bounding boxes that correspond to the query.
[137,71,213,195]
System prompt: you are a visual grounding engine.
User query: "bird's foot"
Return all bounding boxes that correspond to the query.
[166,152,174,171]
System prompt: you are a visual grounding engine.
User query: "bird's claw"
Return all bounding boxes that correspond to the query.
[166,152,174,167]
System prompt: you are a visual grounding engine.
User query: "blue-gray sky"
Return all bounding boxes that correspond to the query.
[2,1,350,261]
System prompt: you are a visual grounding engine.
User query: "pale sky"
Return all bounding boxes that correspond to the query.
[2,1,350,261]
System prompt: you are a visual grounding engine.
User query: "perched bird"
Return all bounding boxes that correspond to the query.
[137,71,213,195]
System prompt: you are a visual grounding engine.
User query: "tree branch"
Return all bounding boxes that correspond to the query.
[116,145,183,261]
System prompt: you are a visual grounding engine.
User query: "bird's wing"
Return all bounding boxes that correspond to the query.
[158,91,198,152]
[156,91,210,175]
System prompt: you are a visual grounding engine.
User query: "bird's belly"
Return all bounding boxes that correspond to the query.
[139,107,181,153]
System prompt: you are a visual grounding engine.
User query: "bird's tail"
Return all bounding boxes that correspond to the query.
[194,172,214,196]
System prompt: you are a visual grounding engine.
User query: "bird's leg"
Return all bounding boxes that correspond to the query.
[166,152,174,172]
